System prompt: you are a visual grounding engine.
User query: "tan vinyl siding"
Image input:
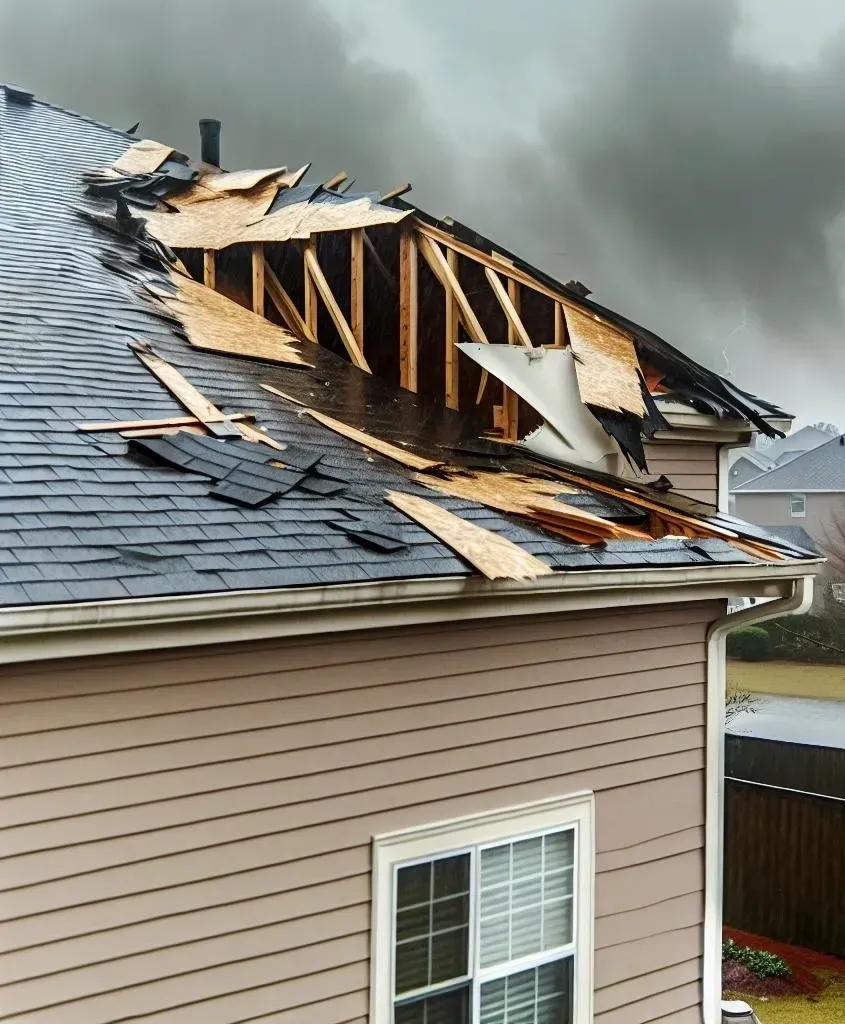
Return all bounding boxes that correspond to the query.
[643,440,720,504]
[0,602,716,1023]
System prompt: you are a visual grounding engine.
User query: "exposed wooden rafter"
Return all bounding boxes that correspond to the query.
[485,268,532,349]
[251,243,264,316]
[501,276,522,441]
[202,249,216,289]
[399,230,418,392]
[303,242,371,372]
[264,260,316,343]
[445,247,460,410]
[350,228,365,355]
[416,232,489,346]
[553,302,566,348]
[303,238,319,340]
[323,170,348,189]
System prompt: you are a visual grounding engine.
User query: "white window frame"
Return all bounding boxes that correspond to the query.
[370,792,595,1024]
[789,493,806,518]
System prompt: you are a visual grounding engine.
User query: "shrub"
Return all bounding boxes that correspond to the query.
[726,626,771,661]
[722,938,791,979]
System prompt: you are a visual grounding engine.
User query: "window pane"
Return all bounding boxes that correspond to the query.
[434,854,470,898]
[395,985,471,1024]
[431,925,469,984]
[397,862,431,909]
[395,854,471,996]
[480,829,575,968]
[395,937,429,995]
[480,959,573,1024]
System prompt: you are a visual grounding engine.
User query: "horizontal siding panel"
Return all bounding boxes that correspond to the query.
[2,662,705,796]
[597,892,703,950]
[3,684,705,829]
[594,957,700,1014]
[644,442,719,463]
[595,926,702,988]
[0,627,708,738]
[3,873,369,983]
[595,981,701,1024]
[5,955,367,1024]
[597,826,703,873]
[0,603,716,704]
[3,748,704,924]
[2,719,704,898]
[2,905,367,1016]
[597,851,705,918]
[0,603,714,1021]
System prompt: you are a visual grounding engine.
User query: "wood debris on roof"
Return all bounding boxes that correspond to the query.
[565,305,645,417]
[238,197,407,244]
[148,273,310,367]
[113,139,174,175]
[301,406,442,471]
[385,490,554,580]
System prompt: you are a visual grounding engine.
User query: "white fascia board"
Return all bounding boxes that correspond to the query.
[733,488,840,494]
[0,560,822,665]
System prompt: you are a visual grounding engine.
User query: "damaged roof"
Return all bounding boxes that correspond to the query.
[0,87,815,608]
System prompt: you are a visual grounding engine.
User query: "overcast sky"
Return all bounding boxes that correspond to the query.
[2,0,845,425]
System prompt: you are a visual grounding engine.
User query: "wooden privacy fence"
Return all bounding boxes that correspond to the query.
[724,777,845,958]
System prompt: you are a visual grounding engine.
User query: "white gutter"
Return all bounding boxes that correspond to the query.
[702,574,814,1024]
[0,560,820,665]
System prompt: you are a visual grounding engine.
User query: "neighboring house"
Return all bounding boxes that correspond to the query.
[0,86,820,1024]
[733,435,845,551]
[728,449,776,490]
[755,423,836,464]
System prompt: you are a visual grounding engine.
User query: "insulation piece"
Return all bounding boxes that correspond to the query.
[302,408,442,471]
[113,140,174,175]
[565,306,646,417]
[151,273,310,367]
[385,490,554,581]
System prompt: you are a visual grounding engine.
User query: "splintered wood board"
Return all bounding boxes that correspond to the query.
[154,272,310,367]
[113,140,174,175]
[565,305,645,417]
[78,413,252,432]
[385,490,554,581]
[303,409,441,471]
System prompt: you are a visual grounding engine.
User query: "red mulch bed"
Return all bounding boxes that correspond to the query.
[722,960,798,998]
[724,927,845,996]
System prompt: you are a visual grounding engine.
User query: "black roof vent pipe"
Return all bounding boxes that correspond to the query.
[199,118,221,167]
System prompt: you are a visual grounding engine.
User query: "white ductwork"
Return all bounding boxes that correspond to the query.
[457,344,626,474]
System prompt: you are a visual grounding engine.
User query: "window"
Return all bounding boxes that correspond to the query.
[790,493,806,518]
[371,794,594,1024]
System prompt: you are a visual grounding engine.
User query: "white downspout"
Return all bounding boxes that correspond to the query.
[702,574,815,1023]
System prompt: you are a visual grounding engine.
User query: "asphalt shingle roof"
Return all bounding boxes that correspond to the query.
[734,435,845,493]
[0,89,802,608]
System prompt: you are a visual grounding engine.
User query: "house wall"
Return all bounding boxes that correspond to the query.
[0,601,719,1024]
[642,440,720,505]
[728,457,769,490]
[733,491,844,547]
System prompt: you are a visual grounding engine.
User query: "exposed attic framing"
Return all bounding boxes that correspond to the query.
[84,138,789,476]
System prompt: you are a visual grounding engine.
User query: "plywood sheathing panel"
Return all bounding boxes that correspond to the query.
[417,469,648,543]
[113,140,174,175]
[203,167,289,192]
[149,273,310,367]
[142,178,280,249]
[238,198,408,245]
[385,490,554,581]
[564,306,646,417]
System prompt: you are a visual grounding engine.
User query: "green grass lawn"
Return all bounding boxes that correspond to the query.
[748,980,845,1022]
[727,660,845,701]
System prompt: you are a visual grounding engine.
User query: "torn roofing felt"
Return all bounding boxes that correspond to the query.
[0,86,816,608]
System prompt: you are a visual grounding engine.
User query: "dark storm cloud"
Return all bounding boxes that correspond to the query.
[2,0,845,417]
[0,0,451,199]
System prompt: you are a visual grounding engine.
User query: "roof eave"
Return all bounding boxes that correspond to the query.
[0,559,822,666]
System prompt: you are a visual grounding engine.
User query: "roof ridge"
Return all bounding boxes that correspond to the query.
[1,83,134,143]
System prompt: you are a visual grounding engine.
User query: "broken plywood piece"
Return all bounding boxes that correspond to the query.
[151,273,310,367]
[565,305,645,417]
[239,197,408,245]
[113,139,174,175]
[77,413,253,433]
[416,468,646,543]
[203,167,288,192]
[303,408,441,471]
[131,343,283,450]
[385,490,554,581]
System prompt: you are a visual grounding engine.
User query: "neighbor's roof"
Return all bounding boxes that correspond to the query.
[762,425,835,464]
[0,87,814,608]
[735,435,845,493]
